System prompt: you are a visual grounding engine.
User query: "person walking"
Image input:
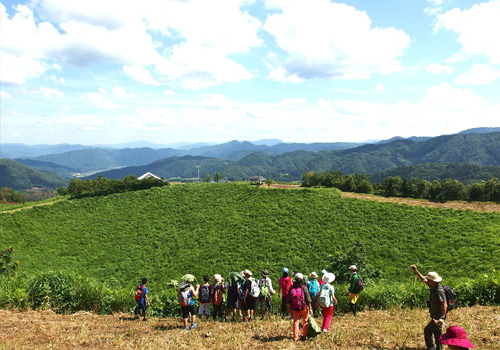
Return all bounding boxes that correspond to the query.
[133,277,150,321]
[178,279,199,330]
[288,273,312,341]
[307,272,320,316]
[318,272,337,332]
[257,269,274,319]
[347,265,361,316]
[278,267,292,317]
[412,264,448,350]
[242,270,258,322]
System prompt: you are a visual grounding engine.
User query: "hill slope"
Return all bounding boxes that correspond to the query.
[1,183,498,284]
[0,159,68,190]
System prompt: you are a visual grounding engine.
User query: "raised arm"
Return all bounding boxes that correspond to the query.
[411,264,427,284]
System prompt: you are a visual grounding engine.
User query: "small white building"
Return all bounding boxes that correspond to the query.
[137,172,163,181]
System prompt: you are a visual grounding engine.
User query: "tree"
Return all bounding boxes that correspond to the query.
[214,173,222,183]
[265,178,273,188]
[380,176,402,197]
[204,172,211,183]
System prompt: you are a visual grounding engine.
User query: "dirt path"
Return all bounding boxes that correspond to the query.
[2,198,66,214]
[270,184,500,213]
[0,306,498,349]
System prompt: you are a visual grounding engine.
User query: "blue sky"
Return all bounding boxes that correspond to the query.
[1,0,499,145]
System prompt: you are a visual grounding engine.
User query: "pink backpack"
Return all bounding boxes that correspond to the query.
[289,286,306,311]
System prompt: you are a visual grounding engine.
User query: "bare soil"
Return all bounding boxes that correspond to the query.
[0,306,498,349]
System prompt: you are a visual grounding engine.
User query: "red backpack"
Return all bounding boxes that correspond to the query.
[134,285,145,301]
[289,285,306,311]
[213,284,223,306]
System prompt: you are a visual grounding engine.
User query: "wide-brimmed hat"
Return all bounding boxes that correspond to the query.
[294,272,304,281]
[261,269,269,277]
[426,272,443,283]
[310,272,318,278]
[349,265,358,271]
[439,326,474,348]
[243,269,252,277]
[213,274,222,283]
[322,273,335,284]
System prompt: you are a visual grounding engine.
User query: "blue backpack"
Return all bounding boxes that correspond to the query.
[308,280,319,297]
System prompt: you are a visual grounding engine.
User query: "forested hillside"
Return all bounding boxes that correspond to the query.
[1,183,498,285]
[90,132,500,181]
[0,159,67,190]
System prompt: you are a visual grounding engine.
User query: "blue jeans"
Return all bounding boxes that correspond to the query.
[135,300,147,315]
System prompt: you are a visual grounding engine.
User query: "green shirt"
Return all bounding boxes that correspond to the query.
[348,273,360,293]
[429,285,446,319]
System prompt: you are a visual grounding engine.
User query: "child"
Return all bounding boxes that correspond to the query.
[198,275,212,321]
[178,280,199,330]
[212,274,225,321]
[439,326,475,349]
[307,272,320,316]
[134,277,150,321]
[318,273,337,332]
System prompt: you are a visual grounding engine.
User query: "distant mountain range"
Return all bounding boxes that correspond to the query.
[87,131,500,182]
[2,128,500,189]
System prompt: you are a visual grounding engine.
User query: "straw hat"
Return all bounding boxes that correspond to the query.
[439,326,474,348]
[322,273,336,284]
[426,272,443,283]
[310,272,318,278]
[243,269,252,277]
[261,269,269,277]
[349,265,358,271]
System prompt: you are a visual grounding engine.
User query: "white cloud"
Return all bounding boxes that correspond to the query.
[0,53,47,84]
[263,0,410,80]
[123,66,159,85]
[422,82,488,111]
[112,87,136,99]
[425,63,454,74]
[455,64,500,85]
[0,90,11,99]
[81,89,127,109]
[374,84,385,91]
[39,87,64,98]
[435,0,500,64]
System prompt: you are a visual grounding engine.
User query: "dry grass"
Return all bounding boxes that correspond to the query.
[0,306,498,349]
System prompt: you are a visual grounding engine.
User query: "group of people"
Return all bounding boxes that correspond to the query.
[132,264,475,349]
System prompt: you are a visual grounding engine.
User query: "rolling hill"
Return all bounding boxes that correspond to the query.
[1,183,498,285]
[0,159,68,190]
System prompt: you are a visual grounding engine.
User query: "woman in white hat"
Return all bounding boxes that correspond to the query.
[317,273,337,332]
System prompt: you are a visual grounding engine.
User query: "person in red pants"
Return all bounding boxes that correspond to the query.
[318,272,338,332]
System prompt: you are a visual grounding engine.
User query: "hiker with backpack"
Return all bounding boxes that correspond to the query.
[198,275,212,321]
[317,272,337,332]
[278,267,293,317]
[134,277,150,321]
[347,265,363,316]
[212,274,225,321]
[257,269,275,319]
[242,270,259,322]
[178,279,200,330]
[225,272,243,322]
[306,272,320,316]
[288,272,312,341]
[411,264,448,350]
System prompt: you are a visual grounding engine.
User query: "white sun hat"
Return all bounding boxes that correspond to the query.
[349,265,358,271]
[294,272,304,281]
[322,273,336,284]
[426,272,442,283]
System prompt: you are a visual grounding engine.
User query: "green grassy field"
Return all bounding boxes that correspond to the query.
[1,183,499,285]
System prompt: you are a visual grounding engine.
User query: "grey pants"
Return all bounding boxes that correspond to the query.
[424,320,443,350]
